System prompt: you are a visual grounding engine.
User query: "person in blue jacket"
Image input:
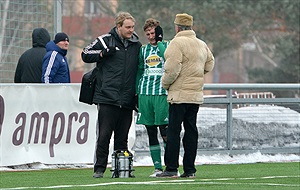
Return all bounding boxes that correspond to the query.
[42,32,70,83]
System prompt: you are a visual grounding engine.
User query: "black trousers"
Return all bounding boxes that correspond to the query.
[164,103,199,174]
[94,104,132,173]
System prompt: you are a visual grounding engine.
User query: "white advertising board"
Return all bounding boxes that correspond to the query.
[0,84,136,166]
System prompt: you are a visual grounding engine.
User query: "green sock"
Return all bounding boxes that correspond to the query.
[149,144,162,170]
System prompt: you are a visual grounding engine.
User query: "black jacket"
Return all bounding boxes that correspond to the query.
[14,28,51,83]
[81,27,142,110]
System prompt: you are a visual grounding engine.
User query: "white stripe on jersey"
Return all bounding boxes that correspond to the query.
[44,51,58,83]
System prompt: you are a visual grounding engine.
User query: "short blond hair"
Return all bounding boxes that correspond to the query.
[143,18,160,31]
[115,12,135,26]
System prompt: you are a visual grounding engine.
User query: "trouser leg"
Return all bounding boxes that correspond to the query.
[113,108,132,151]
[94,104,114,173]
[94,104,132,173]
[165,104,184,172]
[182,104,199,174]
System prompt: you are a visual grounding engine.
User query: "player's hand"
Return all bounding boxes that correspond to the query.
[155,25,163,42]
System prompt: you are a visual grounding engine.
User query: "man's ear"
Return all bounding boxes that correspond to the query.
[116,24,122,29]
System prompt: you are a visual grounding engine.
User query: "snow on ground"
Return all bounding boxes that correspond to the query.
[1,152,299,171]
[136,152,300,166]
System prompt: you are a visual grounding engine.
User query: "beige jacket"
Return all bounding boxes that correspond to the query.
[162,30,214,104]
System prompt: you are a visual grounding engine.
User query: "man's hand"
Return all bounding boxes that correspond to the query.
[102,37,116,57]
[102,47,116,57]
[155,25,163,42]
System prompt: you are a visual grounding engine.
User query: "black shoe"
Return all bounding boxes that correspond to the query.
[93,171,104,178]
[156,170,178,178]
[180,172,196,178]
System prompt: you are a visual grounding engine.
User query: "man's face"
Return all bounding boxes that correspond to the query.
[117,19,135,39]
[175,25,179,33]
[56,40,69,50]
[145,27,156,45]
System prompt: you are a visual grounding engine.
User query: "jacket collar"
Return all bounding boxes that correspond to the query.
[175,30,196,38]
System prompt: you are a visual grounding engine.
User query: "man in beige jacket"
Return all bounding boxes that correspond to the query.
[157,13,214,178]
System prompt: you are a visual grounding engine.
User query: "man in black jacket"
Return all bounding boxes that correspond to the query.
[14,28,51,83]
[81,12,141,178]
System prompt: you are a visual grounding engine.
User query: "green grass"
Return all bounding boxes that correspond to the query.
[0,162,299,190]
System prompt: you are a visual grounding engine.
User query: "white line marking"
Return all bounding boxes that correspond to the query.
[1,176,299,189]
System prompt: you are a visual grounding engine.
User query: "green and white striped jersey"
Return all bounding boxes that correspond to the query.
[136,41,169,95]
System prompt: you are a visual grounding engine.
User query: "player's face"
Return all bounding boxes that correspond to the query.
[145,27,156,45]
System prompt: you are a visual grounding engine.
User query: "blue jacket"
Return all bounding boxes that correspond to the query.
[42,41,70,83]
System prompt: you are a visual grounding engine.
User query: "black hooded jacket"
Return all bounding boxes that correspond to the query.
[14,28,51,83]
[81,27,142,110]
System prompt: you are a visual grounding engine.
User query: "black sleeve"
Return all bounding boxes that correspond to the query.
[14,59,23,83]
[81,38,105,63]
